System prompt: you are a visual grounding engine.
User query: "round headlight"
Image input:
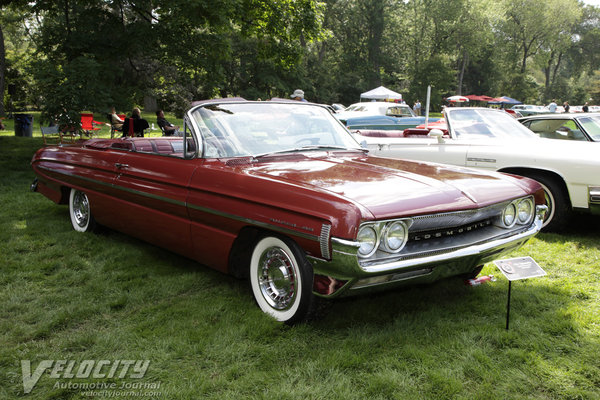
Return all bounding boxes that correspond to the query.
[383,221,408,253]
[357,226,378,257]
[502,203,517,227]
[516,198,534,224]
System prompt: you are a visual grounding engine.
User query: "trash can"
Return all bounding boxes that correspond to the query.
[14,114,34,137]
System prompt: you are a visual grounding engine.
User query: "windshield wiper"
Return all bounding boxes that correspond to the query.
[254,145,362,159]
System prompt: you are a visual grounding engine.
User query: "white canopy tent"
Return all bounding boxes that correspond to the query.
[360,86,402,101]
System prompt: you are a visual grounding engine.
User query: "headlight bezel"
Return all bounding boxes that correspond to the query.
[516,197,534,225]
[381,220,409,253]
[496,196,536,229]
[357,225,379,258]
[357,219,412,258]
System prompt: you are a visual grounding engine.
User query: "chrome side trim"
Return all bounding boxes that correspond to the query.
[38,165,320,244]
[467,157,496,163]
[187,203,319,242]
[590,187,600,204]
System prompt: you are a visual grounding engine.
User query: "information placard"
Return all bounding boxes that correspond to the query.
[494,256,546,281]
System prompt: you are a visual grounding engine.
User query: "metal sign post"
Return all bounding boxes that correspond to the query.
[494,257,546,330]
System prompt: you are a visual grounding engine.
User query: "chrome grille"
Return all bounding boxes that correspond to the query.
[320,224,331,259]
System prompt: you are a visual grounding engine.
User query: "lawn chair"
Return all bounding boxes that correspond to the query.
[108,113,126,138]
[41,124,77,145]
[80,113,102,138]
[122,117,150,137]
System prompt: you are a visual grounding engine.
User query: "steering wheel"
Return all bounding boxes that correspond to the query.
[294,137,319,146]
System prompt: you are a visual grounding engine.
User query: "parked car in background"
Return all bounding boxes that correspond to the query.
[336,101,439,131]
[357,107,600,231]
[509,104,549,116]
[31,100,546,323]
[335,101,414,122]
[518,113,600,142]
[331,103,345,112]
[504,109,523,118]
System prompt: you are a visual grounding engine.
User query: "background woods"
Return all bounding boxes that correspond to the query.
[1,0,600,118]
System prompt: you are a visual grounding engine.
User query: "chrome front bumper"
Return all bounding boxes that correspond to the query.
[311,205,546,297]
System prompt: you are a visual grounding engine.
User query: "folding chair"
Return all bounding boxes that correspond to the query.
[41,125,77,145]
[80,113,102,138]
[108,113,126,138]
[123,117,149,137]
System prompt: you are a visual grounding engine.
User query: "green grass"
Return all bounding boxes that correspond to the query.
[1,136,599,399]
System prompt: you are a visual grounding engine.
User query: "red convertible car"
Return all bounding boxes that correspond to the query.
[31,100,547,323]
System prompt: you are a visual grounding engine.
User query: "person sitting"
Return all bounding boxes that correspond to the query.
[122,108,149,137]
[156,109,181,136]
[110,107,124,131]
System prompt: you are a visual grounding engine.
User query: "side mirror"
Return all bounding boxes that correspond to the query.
[428,129,445,144]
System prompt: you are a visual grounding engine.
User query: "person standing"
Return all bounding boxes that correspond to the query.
[583,102,589,113]
[548,99,557,113]
[413,100,421,116]
[290,89,307,102]
[563,101,570,113]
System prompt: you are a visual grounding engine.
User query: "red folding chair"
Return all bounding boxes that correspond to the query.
[80,113,102,138]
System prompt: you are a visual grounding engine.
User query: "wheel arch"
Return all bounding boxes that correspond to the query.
[227,226,264,279]
[497,167,571,207]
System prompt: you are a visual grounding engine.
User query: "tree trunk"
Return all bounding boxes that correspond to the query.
[457,50,467,95]
[0,23,5,116]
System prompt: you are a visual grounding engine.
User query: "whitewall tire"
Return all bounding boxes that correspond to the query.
[249,235,315,324]
[69,188,97,232]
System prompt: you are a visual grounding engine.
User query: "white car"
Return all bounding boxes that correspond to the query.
[358,107,600,230]
[336,101,415,122]
[510,104,549,116]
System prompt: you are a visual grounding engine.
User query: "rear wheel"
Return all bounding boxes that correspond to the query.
[526,172,570,231]
[69,188,97,232]
[249,235,316,324]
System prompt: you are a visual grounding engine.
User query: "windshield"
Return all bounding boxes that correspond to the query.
[578,115,600,142]
[445,108,538,140]
[190,102,362,157]
[385,105,415,117]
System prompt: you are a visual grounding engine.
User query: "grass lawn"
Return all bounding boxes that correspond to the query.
[1,135,599,399]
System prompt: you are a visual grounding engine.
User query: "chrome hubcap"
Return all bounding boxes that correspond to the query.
[257,246,297,310]
[542,186,555,226]
[72,191,90,228]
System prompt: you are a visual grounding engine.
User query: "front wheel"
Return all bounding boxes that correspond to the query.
[69,188,97,232]
[526,173,570,231]
[249,235,316,324]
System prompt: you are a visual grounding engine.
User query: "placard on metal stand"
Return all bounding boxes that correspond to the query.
[494,257,546,330]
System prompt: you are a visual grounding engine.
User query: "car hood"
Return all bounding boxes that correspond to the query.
[244,152,533,220]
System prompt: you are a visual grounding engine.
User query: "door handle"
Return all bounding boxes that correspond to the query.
[115,163,129,169]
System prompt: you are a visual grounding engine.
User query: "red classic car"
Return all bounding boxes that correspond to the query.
[31,100,547,323]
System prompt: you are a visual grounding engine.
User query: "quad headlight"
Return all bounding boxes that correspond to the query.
[496,196,535,228]
[382,221,409,253]
[357,219,411,258]
[357,225,378,257]
[502,202,517,227]
[516,197,534,225]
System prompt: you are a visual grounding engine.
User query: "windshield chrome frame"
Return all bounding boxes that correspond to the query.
[185,99,363,158]
[444,107,539,140]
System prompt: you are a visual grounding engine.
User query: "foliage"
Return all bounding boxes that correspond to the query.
[1,0,600,115]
